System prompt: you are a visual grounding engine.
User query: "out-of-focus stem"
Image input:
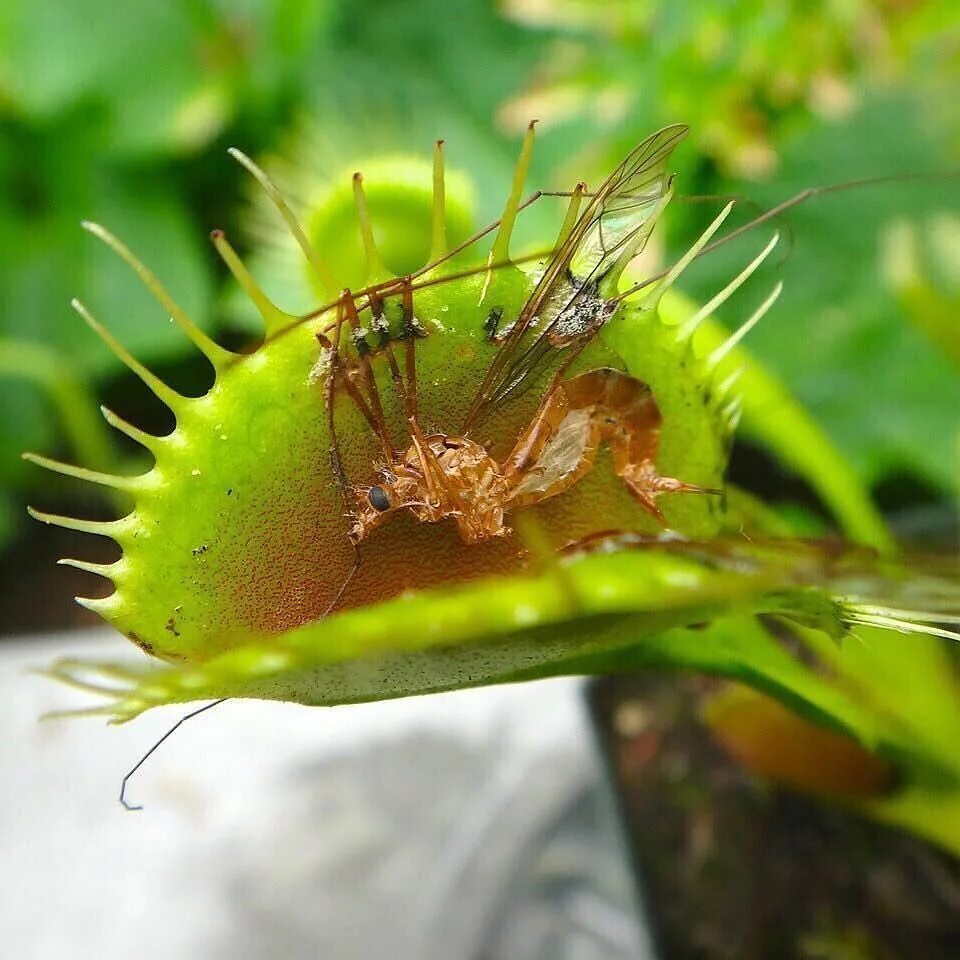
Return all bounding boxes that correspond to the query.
[0,339,115,472]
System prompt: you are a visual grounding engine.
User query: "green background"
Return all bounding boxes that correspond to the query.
[2,0,958,564]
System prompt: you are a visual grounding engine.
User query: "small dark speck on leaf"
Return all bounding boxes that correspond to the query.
[128,632,155,655]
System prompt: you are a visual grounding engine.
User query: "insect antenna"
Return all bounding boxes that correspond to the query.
[119,698,226,811]
[671,191,789,252]
[612,171,960,305]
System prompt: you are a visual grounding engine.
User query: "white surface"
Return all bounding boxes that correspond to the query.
[1,629,646,959]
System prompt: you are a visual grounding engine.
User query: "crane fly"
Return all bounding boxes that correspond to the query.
[320,125,719,549]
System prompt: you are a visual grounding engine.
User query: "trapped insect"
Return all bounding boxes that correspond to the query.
[323,127,719,554]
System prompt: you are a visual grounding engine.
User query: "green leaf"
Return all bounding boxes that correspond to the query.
[679,96,960,491]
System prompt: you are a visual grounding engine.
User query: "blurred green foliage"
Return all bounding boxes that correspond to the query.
[1,0,958,555]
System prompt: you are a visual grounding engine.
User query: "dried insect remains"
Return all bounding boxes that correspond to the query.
[322,126,722,556]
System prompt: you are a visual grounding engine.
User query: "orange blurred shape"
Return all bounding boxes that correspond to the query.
[704,684,895,799]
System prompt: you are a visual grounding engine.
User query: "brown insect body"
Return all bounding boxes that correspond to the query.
[349,367,713,545]
[337,125,715,551]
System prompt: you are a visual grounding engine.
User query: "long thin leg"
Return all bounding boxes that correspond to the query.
[316,298,367,612]
[321,299,353,507]
[376,281,447,509]
[401,277,421,420]
[318,332,385,440]
[119,699,226,811]
[342,291,394,460]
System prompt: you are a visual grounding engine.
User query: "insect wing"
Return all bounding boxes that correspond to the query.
[466,125,688,423]
[519,124,689,334]
[567,124,688,289]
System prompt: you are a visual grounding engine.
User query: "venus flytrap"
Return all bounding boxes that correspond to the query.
[25,125,960,848]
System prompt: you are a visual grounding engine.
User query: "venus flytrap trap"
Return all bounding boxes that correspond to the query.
[25,124,960,846]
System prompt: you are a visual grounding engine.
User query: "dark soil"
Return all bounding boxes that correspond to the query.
[589,674,960,960]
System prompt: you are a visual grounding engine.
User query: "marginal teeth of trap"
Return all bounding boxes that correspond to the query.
[853,604,960,625]
[556,182,586,248]
[676,231,781,342]
[352,172,390,284]
[210,229,297,336]
[22,452,142,492]
[26,506,125,539]
[715,366,744,402]
[71,299,186,415]
[722,398,743,433]
[228,147,339,298]
[41,656,130,697]
[708,281,783,368]
[100,404,163,454]
[80,221,234,371]
[57,557,118,580]
[642,201,735,309]
[430,139,447,262]
[846,608,960,643]
[491,119,537,264]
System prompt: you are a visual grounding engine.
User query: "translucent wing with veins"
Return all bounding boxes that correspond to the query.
[568,124,689,295]
[465,124,688,426]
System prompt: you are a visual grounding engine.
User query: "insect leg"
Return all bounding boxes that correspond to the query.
[588,371,721,522]
[315,302,365,611]
[119,698,226,811]
[341,290,395,460]
[319,340,385,442]
[320,299,356,511]
[401,276,422,420]
[378,305,446,509]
